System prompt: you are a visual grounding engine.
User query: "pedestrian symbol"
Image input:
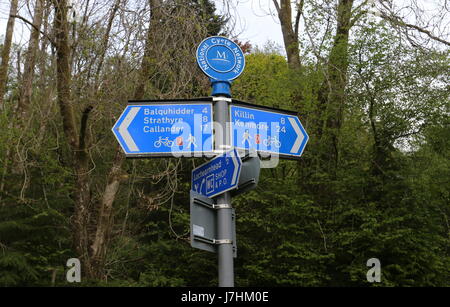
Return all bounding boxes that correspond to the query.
[187,133,197,148]
[242,129,252,145]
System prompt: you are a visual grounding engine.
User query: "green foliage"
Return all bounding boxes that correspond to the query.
[233,52,294,109]
[234,171,334,286]
[0,205,71,286]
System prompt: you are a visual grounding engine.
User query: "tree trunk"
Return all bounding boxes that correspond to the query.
[94,0,121,87]
[54,0,77,149]
[0,0,19,198]
[35,1,54,146]
[0,0,19,106]
[90,148,123,278]
[53,0,92,275]
[325,0,353,129]
[134,0,162,100]
[273,0,301,70]
[18,0,45,119]
[316,0,354,171]
[74,105,93,275]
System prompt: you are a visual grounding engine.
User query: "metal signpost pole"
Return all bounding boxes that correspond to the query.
[217,192,233,286]
[196,36,247,287]
[212,81,234,287]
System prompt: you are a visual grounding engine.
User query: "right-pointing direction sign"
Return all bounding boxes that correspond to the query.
[192,149,242,198]
[230,105,309,158]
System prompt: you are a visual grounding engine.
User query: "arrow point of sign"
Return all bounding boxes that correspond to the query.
[231,149,241,185]
[288,117,305,154]
[118,107,140,152]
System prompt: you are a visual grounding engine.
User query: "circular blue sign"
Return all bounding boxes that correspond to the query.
[196,36,245,81]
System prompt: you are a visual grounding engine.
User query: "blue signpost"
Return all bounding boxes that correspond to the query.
[192,149,242,198]
[112,103,213,157]
[230,105,309,158]
[111,34,307,287]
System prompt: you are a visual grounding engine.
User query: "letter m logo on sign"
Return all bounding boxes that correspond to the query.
[217,51,226,60]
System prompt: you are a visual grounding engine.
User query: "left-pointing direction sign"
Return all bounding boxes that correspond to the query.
[112,102,214,157]
[192,149,242,198]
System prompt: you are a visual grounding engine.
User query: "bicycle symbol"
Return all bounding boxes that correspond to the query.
[263,136,281,148]
[154,136,174,148]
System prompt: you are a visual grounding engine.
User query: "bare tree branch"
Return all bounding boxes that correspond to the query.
[11,14,56,46]
[377,1,450,47]
[272,0,280,14]
[380,12,450,46]
[294,0,305,39]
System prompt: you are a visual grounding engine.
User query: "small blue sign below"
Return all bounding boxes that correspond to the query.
[112,103,214,157]
[196,36,245,81]
[192,149,242,198]
[230,105,309,159]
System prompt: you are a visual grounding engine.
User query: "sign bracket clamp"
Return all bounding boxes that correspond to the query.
[193,197,233,210]
[214,239,233,245]
[212,96,232,102]
[193,197,214,209]
[213,204,232,209]
[193,235,233,246]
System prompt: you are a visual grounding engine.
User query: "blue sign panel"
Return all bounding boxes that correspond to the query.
[192,149,242,198]
[230,105,309,158]
[196,36,245,81]
[112,103,213,157]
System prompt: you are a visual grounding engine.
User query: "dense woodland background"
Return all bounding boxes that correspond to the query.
[0,0,448,286]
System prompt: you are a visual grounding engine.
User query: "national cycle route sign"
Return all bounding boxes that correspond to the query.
[196,36,245,81]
